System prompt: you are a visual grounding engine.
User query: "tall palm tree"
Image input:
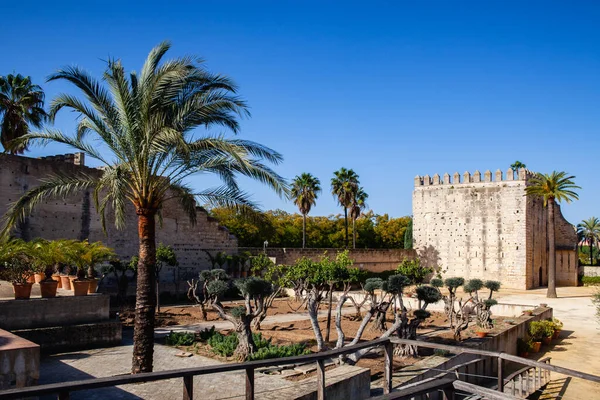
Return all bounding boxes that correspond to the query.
[291,173,321,248]
[0,42,287,373]
[0,74,46,154]
[349,186,368,249]
[331,168,359,247]
[577,217,600,266]
[525,171,580,298]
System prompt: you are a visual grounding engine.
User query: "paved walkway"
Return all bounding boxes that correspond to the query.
[493,286,600,399]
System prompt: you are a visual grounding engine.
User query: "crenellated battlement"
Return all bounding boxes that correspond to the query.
[414,168,536,187]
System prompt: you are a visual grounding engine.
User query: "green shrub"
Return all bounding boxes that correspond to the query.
[395,258,433,285]
[197,326,216,342]
[582,276,600,286]
[165,331,195,346]
[529,320,554,341]
[207,331,310,360]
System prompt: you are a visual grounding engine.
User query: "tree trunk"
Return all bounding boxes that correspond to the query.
[325,285,333,343]
[235,317,256,361]
[591,238,594,266]
[547,200,557,298]
[156,279,160,313]
[344,207,349,248]
[132,209,157,374]
[302,213,306,249]
[334,294,348,349]
[307,292,326,351]
[352,217,356,249]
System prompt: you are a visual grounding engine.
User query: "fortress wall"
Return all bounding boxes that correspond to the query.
[413,168,577,289]
[0,153,237,278]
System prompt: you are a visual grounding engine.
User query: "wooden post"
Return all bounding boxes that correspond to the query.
[384,341,393,394]
[183,375,193,400]
[317,359,326,400]
[246,368,255,400]
[497,357,504,392]
[520,372,524,397]
[58,391,70,400]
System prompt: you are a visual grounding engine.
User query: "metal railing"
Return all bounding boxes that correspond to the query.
[0,338,598,400]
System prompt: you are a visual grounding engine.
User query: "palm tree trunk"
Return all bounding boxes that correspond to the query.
[352,217,356,249]
[590,238,594,266]
[344,207,349,248]
[547,200,557,298]
[132,208,157,373]
[302,213,306,249]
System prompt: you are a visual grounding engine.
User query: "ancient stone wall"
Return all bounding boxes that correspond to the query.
[239,247,416,273]
[413,168,577,289]
[0,153,237,277]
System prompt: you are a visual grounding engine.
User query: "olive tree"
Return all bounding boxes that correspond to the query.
[187,269,227,320]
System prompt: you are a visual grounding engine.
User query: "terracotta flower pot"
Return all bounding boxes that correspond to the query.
[68,276,77,290]
[522,311,533,316]
[25,275,35,284]
[13,283,33,300]
[542,336,552,345]
[60,275,72,290]
[553,330,561,340]
[88,278,98,294]
[34,273,46,284]
[52,274,62,289]
[72,280,89,296]
[475,331,488,338]
[40,280,59,298]
[518,352,529,358]
[531,341,542,353]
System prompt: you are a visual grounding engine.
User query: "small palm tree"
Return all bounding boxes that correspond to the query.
[525,171,580,298]
[0,74,46,154]
[0,42,287,373]
[331,168,359,248]
[291,173,321,248]
[349,186,368,249]
[577,217,600,266]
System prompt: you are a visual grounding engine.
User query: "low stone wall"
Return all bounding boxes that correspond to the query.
[240,247,416,273]
[260,365,370,400]
[580,265,600,277]
[0,329,39,389]
[13,321,122,353]
[0,295,111,330]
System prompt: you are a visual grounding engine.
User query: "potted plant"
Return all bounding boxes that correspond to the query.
[29,240,62,298]
[529,321,545,352]
[522,309,534,316]
[551,318,563,339]
[0,239,35,299]
[540,320,555,345]
[517,337,531,357]
[81,241,115,294]
[475,328,489,338]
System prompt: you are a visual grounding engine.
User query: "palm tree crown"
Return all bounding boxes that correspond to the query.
[0,74,47,154]
[577,217,600,265]
[525,171,580,206]
[0,41,287,373]
[350,186,368,249]
[291,173,321,215]
[331,168,359,247]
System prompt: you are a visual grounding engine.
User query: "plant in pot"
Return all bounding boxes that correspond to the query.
[57,239,79,290]
[81,241,115,294]
[522,309,534,316]
[65,240,93,296]
[540,320,555,345]
[529,321,546,352]
[29,240,63,298]
[0,239,35,299]
[517,337,531,357]
[550,318,563,339]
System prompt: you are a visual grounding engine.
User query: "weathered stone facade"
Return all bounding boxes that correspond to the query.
[0,153,237,277]
[413,169,577,289]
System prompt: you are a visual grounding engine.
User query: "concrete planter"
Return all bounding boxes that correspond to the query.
[13,283,33,300]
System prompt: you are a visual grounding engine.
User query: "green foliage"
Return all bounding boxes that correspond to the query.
[383,274,411,294]
[484,299,498,308]
[430,278,443,288]
[444,277,465,289]
[0,239,34,283]
[250,253,275,276]
[207,207,412,249]
[582,276,600,286]
[156,243,178,272]
[165,331,195,346]
[363,277,383,294]
[230,306,247,318]
[206,280,229,297]
[484,280,501,292]
[517,337,531,353]
[403,219,413,250]
[235,277,273,298]
[413,309,431,320]
[416,285,442,304]
[463,279,484,293]
[529,320,554,341]
[207,331,310,360]
[197,326,216,341]
[395,258,433,285]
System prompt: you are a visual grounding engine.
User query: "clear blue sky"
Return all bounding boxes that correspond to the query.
[2,1,599,224]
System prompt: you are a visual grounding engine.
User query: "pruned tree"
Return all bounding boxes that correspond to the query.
[187,269,227,320]
[155,243,178,312]
[209,276,273,360]
[252,261,286,330]
[464,279,501,330]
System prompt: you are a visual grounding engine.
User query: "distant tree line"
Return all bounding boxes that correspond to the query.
[207,207,413,249]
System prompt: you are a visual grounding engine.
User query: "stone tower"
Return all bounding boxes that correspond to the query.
[412,169,577,289]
